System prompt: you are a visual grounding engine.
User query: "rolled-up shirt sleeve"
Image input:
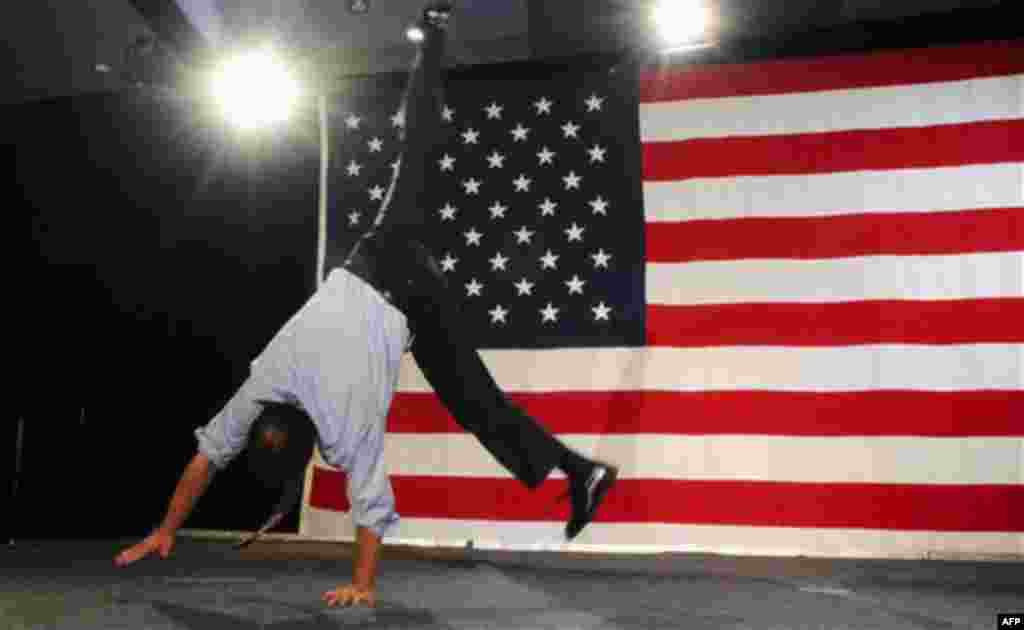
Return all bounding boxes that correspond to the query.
[346,422,400,539]
[194,377,268,471]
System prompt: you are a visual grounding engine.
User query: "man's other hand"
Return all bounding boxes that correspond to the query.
[323,584,376,608]
[114,529,175,566]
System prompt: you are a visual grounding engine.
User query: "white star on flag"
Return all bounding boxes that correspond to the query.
[489,252,509,271]
[590,248,612,269]
[514,277,535,296]
[510,124,530,142]
[464,227,483,246]
[539,250,559,270]
[438,203,457,221]
[538,198,557,216]
[486,151,506,168]
[488,304,509,325]
[565,275,586,294]
[540,302,560,323]
[488,201,508,219]
[440,253,458,272]
[484,102,503,119]
[329,81,638,336]
[514,226,535,244]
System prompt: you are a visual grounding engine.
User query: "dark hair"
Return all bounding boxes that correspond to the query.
[246,401,317,489]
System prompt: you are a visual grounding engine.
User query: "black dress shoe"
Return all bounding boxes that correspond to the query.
[564,462,619,540]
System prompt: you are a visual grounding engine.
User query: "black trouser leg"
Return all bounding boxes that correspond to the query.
[411,319,564,489]
[358,12,568,489]
[375,237,565,489]
[372,20,446,234]
[344,16,445,263]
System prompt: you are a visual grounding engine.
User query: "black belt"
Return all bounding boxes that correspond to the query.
[342,239,401,310]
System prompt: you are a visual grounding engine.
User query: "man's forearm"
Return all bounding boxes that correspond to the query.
[158,452,215,534]
[352,525,382,590]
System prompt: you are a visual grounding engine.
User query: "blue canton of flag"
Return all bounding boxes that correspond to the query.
[325,67,645,349]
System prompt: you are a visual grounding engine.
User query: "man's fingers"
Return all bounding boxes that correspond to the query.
[324,591,345,607]
[116,548,137,565]
[323,587,372,608]
[328,592,351,607]
[114,545,146,566]
[115,537,168,566]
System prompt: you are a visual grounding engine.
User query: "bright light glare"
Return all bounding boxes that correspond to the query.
[406,25,425,42]
[211,48,301,129]
[652,0,711,47]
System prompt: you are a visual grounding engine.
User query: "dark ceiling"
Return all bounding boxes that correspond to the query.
[1,0,1013,106]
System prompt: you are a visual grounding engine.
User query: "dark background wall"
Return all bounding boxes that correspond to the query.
[11,89,320,539]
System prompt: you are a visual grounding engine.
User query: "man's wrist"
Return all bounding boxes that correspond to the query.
[353,525,382,589]
[155,524,177,537]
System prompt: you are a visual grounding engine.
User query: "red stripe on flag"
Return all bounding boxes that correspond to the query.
[310,467,351,512]
[645,208,1024,263]
[642,119,1023,181]
[639,40,1024,102]
[646,298,1024,347]
[387,390,1024,437]
[309,472,1024,532]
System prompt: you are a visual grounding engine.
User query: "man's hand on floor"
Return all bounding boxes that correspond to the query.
[114,529,175,566]
[324,584,376,608]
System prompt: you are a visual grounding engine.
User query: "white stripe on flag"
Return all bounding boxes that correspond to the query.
[381,434,1024,485]
[643,163,1023,223]
[301,507,1024,559]
[647,252,1023,306]
[640,75,1024,142]
[396,345,1023,393]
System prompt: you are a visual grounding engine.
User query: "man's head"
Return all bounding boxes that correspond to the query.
[246,401,317,490]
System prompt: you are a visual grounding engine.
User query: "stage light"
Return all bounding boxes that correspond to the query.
[652,0,711,50]
[406,25,425,43]
[210,47,301,129]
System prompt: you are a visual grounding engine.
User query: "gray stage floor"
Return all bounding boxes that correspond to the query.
[1,539,1020,629]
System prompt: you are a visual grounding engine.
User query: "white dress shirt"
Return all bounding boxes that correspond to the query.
[195,267,410,538]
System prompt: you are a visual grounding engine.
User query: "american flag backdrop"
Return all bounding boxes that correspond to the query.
[301,39,1024,557]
